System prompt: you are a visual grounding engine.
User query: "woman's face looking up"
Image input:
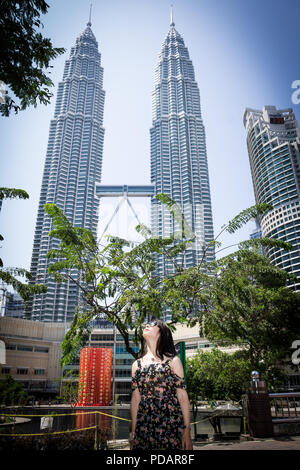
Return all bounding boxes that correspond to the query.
[143,320,160,341]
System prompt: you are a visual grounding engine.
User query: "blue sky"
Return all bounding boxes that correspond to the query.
[1,0,300,275]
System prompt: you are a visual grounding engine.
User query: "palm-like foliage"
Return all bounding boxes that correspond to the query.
[42,193,298,369]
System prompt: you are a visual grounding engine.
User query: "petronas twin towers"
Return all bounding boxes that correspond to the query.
[27,13,214,322]
[28,20,105,322]
[151,18,214,279]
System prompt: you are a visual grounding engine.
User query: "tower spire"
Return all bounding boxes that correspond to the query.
[87,3,92,27]
[170,4,175,27]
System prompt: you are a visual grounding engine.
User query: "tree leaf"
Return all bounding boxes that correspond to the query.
[226,203,273,234]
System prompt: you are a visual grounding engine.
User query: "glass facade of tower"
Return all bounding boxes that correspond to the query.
[27,22,105,322]
[244,105,300,291]
[150,20,215,287]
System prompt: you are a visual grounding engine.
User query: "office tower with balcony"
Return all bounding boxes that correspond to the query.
[150,13,215,290]
[27,19,105,322]
[243,105,300,290]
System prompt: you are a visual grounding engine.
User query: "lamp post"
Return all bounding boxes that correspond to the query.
[251,370,260,393]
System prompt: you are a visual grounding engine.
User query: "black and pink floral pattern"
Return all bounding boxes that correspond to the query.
[131,358,186,450]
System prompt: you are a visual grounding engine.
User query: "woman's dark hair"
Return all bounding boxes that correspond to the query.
[137,319,177,360]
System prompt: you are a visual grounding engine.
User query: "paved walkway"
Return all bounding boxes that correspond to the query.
[109,436,300,451]
[193,436,300,450]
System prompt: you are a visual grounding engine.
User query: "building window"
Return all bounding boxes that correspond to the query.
[185,343,198,350]
[116,345,139,354]
[115,359,134,365]
[34,369,45,376]
[115,369,132,377]
[1,367,11,374]
[90,334,114,341]
[34,347,49,353]
[17,368,28,375]
[17,345,33,352]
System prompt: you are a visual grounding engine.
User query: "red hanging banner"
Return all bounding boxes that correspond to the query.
[77,347,113,406]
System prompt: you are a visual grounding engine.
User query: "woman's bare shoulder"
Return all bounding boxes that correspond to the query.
[170,355,181,363]
[132,359,140,374]
[168,355,184,375]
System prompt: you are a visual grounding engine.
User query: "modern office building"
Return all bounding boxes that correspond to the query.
[243,106,300,290]
[249,218,263,255]
[0,316,66,397]
[150,13,215,292]
[2,292,24,318]
[27,19,105,322]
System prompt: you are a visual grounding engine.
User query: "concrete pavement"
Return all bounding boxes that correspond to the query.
[109,435,300,450]
[193,435,300,450]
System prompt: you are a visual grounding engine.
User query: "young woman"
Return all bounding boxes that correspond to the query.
[129,319,193,450]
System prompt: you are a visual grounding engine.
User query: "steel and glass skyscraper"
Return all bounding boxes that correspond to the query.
[150,14,215,284]
[244,105,300,291]
[27,20,105,322]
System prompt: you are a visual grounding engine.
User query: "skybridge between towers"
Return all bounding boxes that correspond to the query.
[95,184,155,242]
[95,184,155,198]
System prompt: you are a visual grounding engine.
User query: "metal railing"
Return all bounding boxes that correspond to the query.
[269,392,300,423]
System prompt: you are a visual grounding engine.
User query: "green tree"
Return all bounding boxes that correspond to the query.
[59,308,92,367]
[0,187,47,301]
[162,203,294,325]
[197,249,300,384]
[0,0,65,116]
[0,375,29,406]
[187,349,251,405]
[55,369,80,405]
[43,197,192,364]
[41,194,289,365]
[186,349,252,436]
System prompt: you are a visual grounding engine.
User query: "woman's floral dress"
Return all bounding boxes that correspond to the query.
[131,357,186,450]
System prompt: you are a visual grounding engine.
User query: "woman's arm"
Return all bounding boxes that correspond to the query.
[170,356,193,450]
[176,388,191,427]
[171,356,191,427]
[130,361,141,434]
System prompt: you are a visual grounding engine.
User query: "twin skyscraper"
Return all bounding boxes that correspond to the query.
[26,12,300,324]
[27,14,215,323]
[28,20,105,322]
